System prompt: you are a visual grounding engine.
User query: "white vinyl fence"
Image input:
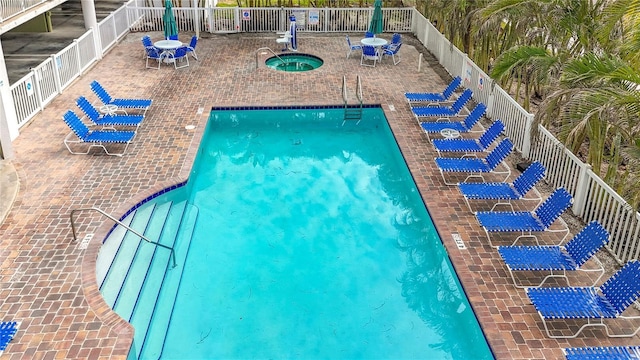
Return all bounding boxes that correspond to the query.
[0,0,48,22]
[8,4,640,263]
[411,11,640,264]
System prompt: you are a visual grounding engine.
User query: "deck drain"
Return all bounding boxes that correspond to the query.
[185,125,196,130]
[388,104,396,111]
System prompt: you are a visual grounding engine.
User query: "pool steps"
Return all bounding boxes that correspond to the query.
[98,199,198,360]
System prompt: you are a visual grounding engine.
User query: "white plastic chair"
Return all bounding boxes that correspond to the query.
[276,31,291,51]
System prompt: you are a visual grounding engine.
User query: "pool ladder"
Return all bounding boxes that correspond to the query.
[342,75,363,125]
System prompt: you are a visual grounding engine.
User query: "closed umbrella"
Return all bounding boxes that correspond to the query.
[368,0,383,36]
[163,0,178,40]
[289,14,298,51]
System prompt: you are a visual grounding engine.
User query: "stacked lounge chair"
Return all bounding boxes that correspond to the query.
[90,80,153,115]
[76,96,144,128]
[405,76,462,103]
[411,89,473,119]
[62,110,136,156]
[434,138,513,185]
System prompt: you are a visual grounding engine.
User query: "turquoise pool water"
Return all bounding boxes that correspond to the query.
[153,107,493,359]
[265,53,324,72]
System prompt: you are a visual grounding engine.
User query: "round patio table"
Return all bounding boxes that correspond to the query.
[360,37,388,47]
[154,40,183,63]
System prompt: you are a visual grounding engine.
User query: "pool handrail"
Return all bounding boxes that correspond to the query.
[255,47,285,69]
[70,206,177,268]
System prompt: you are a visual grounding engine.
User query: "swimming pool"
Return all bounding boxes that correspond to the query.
[111,106,493,359]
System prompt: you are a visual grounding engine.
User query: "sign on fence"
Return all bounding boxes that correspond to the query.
[293,10,305,28]
[463,60,472,86]
[309,10,319,25]
[242,9,250,20]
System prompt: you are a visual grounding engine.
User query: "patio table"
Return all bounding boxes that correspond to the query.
[440,128,461,139]
[360,37,388,48]
[154,39,183,63]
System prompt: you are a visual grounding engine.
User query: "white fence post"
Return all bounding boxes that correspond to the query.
[32,69,44,111]
[572,162,592,217]
[424,17,429,50]
[521,113,533,159]
[486,80,495,117]
[51,55,62,95]
[234,8,240,32]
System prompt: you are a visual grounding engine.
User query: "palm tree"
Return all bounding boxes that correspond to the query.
[467,0,640,208]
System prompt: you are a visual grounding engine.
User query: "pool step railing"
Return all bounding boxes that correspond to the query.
[71,206,177,268]
[96,200,199,360]
[342,75,363,125]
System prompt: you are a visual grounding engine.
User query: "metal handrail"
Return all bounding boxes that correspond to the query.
[342,75,348,105]
[355,75,363,106]
[255,47,285,68]
[70,207,177,268]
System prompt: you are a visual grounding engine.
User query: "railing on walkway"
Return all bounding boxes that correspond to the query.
[7,3,640,263]
[0,0,48,22]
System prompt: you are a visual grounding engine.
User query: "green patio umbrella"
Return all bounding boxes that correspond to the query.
[368,0,383,36]
[163,0,178,40]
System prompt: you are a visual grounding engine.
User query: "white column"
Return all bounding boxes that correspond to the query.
[81,0,102,59]
[0,40,18,159]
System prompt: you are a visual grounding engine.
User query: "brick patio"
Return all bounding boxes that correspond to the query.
[1,31,638,359]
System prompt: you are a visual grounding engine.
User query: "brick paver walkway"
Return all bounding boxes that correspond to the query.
[1,32,638,359]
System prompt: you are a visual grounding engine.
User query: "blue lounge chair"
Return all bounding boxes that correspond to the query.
[62,110,136,156]
[475,187,573,247]
[346,35,362,58]
[0,321,18,356]
[76,96,144,128]
[432,118,502,155]
[411,89,473,119]
[90,80,153,115]
[405,76,462,103]
[527,260,640,338]
[434,138,513,186]
[420,103,487,141]
[498,221,609,288]
[458,160,545,211]
[564,346,640,359]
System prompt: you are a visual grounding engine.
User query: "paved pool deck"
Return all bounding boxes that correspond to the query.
[1,31,638,359]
